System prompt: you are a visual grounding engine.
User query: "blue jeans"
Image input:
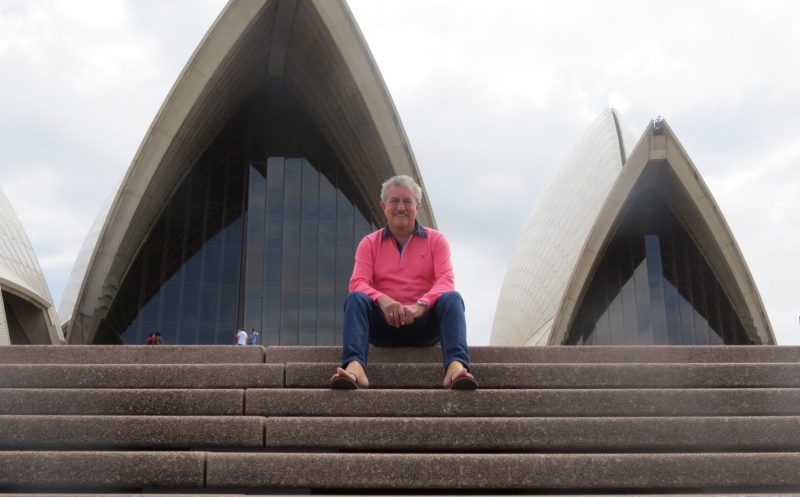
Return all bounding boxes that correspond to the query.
[341,291,471,369]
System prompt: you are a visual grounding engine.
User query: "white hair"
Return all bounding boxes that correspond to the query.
[380,175,422,203]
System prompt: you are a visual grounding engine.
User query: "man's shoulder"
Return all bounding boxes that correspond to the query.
[421,226,448,242]
[358,228,385,245]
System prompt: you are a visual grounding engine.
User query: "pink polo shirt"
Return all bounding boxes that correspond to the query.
[349,224,455,307]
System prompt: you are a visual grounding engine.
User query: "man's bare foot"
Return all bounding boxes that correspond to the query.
[443,361,477,389]
[330,361,369,389]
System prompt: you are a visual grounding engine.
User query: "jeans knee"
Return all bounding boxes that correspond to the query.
[437,291,464,310]
[344,291,372,310]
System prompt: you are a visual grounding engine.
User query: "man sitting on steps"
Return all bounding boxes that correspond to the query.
[330,174,477,390]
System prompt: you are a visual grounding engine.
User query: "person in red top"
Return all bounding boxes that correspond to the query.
[330,175,476,389]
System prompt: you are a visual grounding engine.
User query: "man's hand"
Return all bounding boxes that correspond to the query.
[402,303,426,323]
[377,296,426,327]
[376,295,406,327]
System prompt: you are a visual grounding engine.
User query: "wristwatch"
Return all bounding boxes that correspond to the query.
[416,299,427,308]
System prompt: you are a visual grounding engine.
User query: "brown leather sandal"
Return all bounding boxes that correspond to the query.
[446,368,478,390]
[330,368,368,389]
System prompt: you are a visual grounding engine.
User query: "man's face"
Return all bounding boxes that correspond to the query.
[380,185,419,235]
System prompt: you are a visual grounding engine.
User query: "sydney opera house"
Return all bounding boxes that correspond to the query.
[2,0,774,347]
[492,110,774,346]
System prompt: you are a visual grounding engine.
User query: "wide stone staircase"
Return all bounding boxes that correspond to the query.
[1,345,800,495]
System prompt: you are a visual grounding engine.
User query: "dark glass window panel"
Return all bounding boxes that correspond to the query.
[282,220,301,257]
[318,222,336,261]
[317,292,336,329]
[299,330,317,346]
[302,196,320,224]
[567,191,750,345]
[200,287,219,324]
[336,191,354,247]
[284,158,303,192]
[127,317,141,345]
[197,324,216,345]
[243,164,267,330]
[180,285,200,329]
[283,181,302,219]
[218,287,237,328]
[182,253,202,286]
[160,282,180,324]
[300,236,319,288]
[266,216,284,245]
[319,175,337,219]
[280,288,300,344]
[318,262,336,291]
[265,248,283,286]
[263,327,280,346]
[139,296,159,333]
[221,245,240,286]
[262,288,282,344]
[282,257,301,289]
[354,208,372,240]
[302,160,319,194]
[317,328,335,346]
[266,158,285,216]
[203,246,222,285]
[299,289,317,330]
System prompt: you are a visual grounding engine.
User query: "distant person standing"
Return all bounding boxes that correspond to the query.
[154,332,164,345]
[145,333,157,345]
[236,328,248,346]
[248,328,259,345]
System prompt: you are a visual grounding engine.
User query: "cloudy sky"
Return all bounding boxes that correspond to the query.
[1,0,798,345]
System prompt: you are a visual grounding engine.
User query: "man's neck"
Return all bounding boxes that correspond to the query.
[391,229,412,245]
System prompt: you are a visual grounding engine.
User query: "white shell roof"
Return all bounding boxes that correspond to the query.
[0,187,55,305]
[0,186,63,344]
[58,196,113,325]
[491,109,637,345]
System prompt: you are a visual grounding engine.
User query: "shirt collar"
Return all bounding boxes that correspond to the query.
[381,221,427,239]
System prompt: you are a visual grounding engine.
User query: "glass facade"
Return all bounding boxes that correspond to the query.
[99,82,377,345]
[243,159,373,346]
[566,190,750,345]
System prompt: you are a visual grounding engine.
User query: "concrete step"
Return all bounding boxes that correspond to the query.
[3,345,797,365]
[204,452,800,489]
[0,415,263,449]
[0,345,265,364]
[263,416,800,451]
[1,494,795,497]
[0,364,283,388]
[1,494,796,497]
[287,362,800,388]
[17,414,798,453]
[0,451,204,490]
[2,452,798,490]
[246,388,800,417]
[0,389,244,415]
[266,345,800,364]
[7,361,798,390]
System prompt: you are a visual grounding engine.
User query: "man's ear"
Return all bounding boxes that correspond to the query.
[380,200,386,210]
